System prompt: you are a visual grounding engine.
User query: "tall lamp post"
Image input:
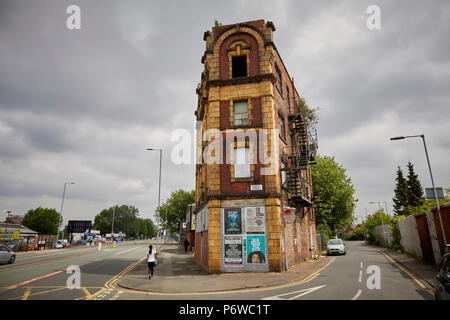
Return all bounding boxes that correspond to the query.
[111,205,115,240]
[390,134,448,252]
[59,182,75,242]
[147,148,163,244]
[369,201,388,248]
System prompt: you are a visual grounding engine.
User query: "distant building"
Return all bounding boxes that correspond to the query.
[194,19,318,273]
[4,215,24,225]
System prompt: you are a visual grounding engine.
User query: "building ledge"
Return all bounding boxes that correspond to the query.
[206,73,276,88]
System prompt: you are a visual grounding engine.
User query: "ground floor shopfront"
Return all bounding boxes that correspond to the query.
[194,197,317,273]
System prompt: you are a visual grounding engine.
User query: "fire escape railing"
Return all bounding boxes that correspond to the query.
[280,112,318,207]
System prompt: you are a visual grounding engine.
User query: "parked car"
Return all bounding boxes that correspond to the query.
[0,244,16,264]
[55,240,65,249]
[326,238,346,255]
[434,251,450,300]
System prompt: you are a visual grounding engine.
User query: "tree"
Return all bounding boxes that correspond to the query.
[392,166,409,216]
[364,209,392,230]
[311,155,358,234]
[156,190,195,236]
[405,196,450,215]
[93,205,157,239]
[297,97,319,134]
[22,207,62,235]
[344,226,366,240]
[406,161,425,209]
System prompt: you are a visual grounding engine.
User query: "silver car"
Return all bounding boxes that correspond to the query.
[0,244,16,264]
[327,239,346,255]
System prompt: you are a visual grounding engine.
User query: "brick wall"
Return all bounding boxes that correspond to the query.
[195,19,316,273]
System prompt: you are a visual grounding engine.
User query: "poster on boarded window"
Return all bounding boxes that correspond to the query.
[224,235,243,266]
[245,207,265,234]
[246,235,266,264]
[224,208,242,235]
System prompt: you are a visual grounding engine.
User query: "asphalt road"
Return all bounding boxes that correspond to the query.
[104,241,434,300]
[0,240,151,300]
[0,240,434,300]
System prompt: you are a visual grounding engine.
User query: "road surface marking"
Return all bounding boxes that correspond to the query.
[358,270,363,283]
[352,289,362,300]
[114,247,141,256]
[82,287,93,300]
[262,285,326,300]
[9,286,66,300]
[104,255,147,289]
[360,261,363,269]
[3,244,145,291]
[88,246,152,299]
[0,249,100,273]
[382,252,433,296]
[94,288,113,300]
[21,287,31,300]
[105,256,337,296]
[5,269,67,289]
[109,291,123,300]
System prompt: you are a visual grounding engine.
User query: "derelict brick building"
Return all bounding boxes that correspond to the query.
[194,19,318,273]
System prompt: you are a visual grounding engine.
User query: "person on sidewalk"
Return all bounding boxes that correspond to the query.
[147,245,158,279]
[184,239,189,252]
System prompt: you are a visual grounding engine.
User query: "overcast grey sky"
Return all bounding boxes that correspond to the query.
[1,0,449,228]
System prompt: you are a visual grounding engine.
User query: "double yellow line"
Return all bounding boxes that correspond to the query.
[87,255,147,300]
[382,251,434,296]
[296,257,335,284]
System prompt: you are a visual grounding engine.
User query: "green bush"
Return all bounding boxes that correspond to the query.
[344,227,366,240]
[390,215,405,251]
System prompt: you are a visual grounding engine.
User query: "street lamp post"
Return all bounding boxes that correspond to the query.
[369,201,388,248]
[111,205,115,240]
[59,182,75,242]
[147,148,163,245]
[390,134,449,252]
[383,201,389,216]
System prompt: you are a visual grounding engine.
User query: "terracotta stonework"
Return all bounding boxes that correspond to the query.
[195,20,317,273]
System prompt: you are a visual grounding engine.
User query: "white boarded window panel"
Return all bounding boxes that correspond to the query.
[234,148,250,178]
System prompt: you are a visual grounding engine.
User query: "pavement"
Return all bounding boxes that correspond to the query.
[117,244,334,293]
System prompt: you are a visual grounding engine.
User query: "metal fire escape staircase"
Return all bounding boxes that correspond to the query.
[282,112,318,209]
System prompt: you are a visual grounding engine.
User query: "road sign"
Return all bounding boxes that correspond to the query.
[67,220,92,233]
[425,187,444,199]
[282,208,296,224]
[0,230,20,240]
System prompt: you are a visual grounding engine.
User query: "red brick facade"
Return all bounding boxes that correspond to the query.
[195,19,317,273]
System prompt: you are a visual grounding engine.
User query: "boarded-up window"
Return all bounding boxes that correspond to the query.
[234,147,250,178]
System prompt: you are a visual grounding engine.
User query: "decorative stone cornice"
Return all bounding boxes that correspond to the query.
[206,73,276,88]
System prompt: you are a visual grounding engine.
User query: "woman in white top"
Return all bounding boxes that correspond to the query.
[147,245,158,279]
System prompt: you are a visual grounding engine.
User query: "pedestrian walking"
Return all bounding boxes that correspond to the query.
[147,245,158,279]
[184,239,189,252]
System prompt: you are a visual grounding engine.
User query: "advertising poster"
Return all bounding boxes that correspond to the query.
[245,207,265,234]
[246,235,266,264]
[224,235,243,266]
[224,208,242,235]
